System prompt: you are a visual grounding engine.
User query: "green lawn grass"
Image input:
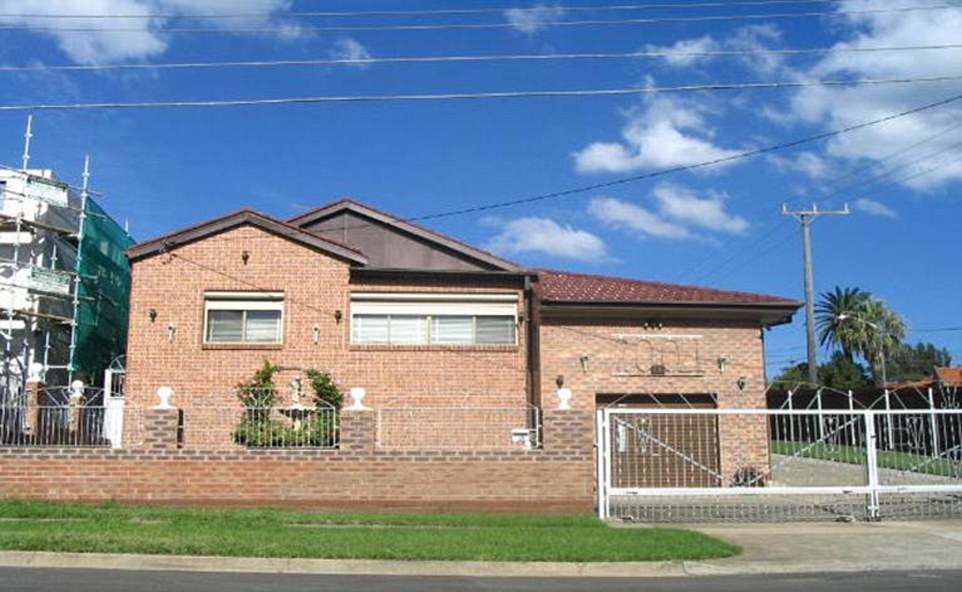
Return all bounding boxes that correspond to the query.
[771,440,962,478]
[0,500,738,562]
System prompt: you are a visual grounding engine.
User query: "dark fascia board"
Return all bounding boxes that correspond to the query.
[290,199,522,272]
[127,209,368,265]
[351,267,534,285]
[539,299,801,327]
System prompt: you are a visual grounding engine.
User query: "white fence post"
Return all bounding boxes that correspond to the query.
[816,388,825,441]
[928,387,941,457]
[596,409,607,520]
[864,411,881,521]
[884,389,894,450]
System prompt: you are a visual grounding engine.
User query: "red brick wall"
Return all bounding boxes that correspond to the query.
[0,409,595,513]
[125,225,528,418]
[540,318,770,484]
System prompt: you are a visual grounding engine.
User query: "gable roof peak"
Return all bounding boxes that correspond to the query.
[288,197,521,272]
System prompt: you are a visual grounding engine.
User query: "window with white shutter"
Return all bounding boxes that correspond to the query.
[351,293,518,346]
[204,292,284,344]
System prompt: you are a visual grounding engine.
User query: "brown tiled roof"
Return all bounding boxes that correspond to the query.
[536,269,799,306]
[935,367,962,385]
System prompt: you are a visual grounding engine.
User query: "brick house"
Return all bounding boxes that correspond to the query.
[1,199,799,511]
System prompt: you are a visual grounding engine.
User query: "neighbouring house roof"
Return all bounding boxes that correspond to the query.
[935,367,962,386]
[536,269,799,306]
[127,208,369,265]
[289,198,521,272]
[886,367,962,390]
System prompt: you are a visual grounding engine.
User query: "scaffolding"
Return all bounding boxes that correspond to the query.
[0,121,133,394]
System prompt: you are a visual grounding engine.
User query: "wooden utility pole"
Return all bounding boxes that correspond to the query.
[782,203,849,385]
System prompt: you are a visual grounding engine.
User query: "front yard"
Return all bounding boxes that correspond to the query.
[0,501,738,562]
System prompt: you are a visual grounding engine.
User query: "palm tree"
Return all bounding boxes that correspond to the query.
[858,299,907,386]
[815,286,870,361]
[816,286,907,386]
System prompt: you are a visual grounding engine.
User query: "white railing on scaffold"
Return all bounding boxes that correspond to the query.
[597,408,962,522]
[0,399,136,448]
[376,405,541,450]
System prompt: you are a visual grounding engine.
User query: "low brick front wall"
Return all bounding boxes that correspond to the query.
[0,409,596,513]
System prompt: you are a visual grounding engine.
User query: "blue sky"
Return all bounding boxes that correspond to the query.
[0,0,960,377]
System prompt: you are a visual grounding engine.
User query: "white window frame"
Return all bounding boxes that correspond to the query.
[203,291,285,344]
[350,293,518,346]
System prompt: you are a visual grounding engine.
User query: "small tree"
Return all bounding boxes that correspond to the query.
[773,352,871,390]
[299,369,343,448]
[233,360,282,447]
[305,369,344,410]
[887,343,953,383]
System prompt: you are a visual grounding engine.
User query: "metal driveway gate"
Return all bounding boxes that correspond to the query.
[597,408,962,522]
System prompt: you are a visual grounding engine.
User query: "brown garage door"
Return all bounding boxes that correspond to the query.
[599,394,722,489]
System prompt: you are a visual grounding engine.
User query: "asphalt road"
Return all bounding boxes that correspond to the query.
[0,568,960,592]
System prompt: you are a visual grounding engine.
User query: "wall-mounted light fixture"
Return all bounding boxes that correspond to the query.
[736,376,747,391]
[241,250,250,265]
[334,309,343,324]
[148,308,157,323]
[167,323,177,343]
[312,323,321,344]
[555,375,565,389]
[579,353,590,373]
[716,355,729,372]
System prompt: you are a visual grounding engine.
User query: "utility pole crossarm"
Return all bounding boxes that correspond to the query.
[782,203,850,386]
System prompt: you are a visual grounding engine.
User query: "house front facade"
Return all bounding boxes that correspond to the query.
[1,198,798,512]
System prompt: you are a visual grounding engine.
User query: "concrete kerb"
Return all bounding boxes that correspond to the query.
[0,552,688,578]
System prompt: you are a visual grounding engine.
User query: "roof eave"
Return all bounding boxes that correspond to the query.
[539,299,801,327]
[127,210,368,265]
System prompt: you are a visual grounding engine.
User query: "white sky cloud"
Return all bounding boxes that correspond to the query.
[330,37,372,68]
[588,196,692,240]
[855,198,897,218]
[647,35,718,67]
[487,217,607,262]
[0,0,292,64]
[779,2,962,189]
[573,95,744,174]
[504,3,566,34]
[768,152,833,180]
[588,184,748,242]
[653,184,749,234]
[645,24,784,73]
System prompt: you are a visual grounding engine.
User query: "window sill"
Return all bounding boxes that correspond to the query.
[202,343,284,351]
[349,344,519,353]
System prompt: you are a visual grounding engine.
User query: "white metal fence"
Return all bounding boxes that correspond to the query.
[598,408,962,522]
[183,399,340,450]
[0,397,134,448]
[376,405,541,450]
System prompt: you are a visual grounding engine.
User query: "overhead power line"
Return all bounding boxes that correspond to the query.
[0,1,876,19]
[2,73,962,112]
[1,4,955,34]
[689,149,962,287]
[681,123,962,285]
[333,92,962,226]
[3,43,960,74]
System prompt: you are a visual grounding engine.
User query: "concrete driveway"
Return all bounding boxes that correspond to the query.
[689,519,962,575]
